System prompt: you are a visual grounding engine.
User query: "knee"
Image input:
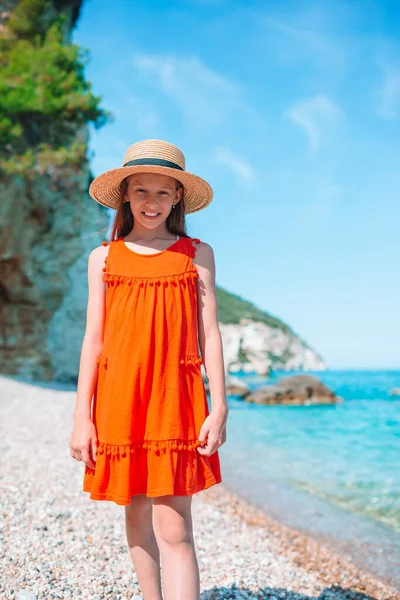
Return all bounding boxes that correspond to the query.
[154,516,193,547]
[125,495,152,525]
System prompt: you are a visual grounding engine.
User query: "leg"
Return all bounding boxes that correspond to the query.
[125,495,163,600]
[152,495,200,600]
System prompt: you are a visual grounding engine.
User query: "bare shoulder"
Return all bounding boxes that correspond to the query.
[192,239,216,290]
[192,239,215,268]
[88,243,109,266]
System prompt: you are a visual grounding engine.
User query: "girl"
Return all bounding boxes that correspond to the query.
[69,139,228,600]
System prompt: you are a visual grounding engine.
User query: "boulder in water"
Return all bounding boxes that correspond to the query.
[225,375,250,397]
[389,387,400,396]
[244,374,341,406]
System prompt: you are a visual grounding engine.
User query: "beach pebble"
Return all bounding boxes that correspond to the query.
[16,592,37,600]
[0,376,397,600]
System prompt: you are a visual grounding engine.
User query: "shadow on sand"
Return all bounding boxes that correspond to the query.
[199,584,393,600]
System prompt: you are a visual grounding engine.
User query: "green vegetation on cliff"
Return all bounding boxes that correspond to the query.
[0,0,110,177]
[216,286,292,332]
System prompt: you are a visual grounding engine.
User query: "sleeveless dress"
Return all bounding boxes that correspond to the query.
[82,234,222,505]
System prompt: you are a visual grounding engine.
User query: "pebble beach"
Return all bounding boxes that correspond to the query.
[0,375,398,600]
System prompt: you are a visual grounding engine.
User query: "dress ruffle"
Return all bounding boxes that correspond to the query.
[83,438,220,504]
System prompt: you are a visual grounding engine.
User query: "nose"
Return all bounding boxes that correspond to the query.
[144,201,160,210]
[144,191,161,207]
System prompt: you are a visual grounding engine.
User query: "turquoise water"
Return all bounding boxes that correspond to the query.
[218,370,400,531]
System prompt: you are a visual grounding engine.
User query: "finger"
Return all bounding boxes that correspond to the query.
[81,447,95,470]
[197,440,212,455]
[197,423,210,444]
[196,436,208,450]
[197,447,209,456]
[197,439,219,456]
[197,446,214,457]
[91,438,98,462]
[70,449,82,461]
[196,438,207,452]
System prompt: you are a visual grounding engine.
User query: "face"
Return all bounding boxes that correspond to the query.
[124,172,182,227]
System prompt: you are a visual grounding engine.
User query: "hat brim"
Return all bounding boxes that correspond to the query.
[89,165,213,214]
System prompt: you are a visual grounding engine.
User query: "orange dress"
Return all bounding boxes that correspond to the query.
[83,234,222,505]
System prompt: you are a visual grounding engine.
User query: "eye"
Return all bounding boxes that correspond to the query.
[137,188,146,193]
[159,190,169,195]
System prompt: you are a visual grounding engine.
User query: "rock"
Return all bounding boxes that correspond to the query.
[225,375,250,397]
[0,149,108,384]
[244,375,341,406]
[220,319,326,376]
[17,591,37,600]
[389,387,400,396]
[0,2,108,383]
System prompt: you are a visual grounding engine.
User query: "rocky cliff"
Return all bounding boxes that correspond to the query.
[216,288,325,375]
[0,0,109,382]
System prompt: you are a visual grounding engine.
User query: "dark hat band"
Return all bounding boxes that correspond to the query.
[123,158,184,171]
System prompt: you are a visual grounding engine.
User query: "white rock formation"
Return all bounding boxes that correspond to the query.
[219,318,326,375]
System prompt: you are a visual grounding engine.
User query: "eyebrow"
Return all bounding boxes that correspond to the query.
[131,182,173,190]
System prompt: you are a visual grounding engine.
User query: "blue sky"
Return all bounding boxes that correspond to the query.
[74,0,400,369]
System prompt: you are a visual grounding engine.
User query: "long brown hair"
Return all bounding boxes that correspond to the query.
[109,177,189,241]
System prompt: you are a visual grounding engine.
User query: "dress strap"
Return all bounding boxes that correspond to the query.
[189,237,201,259]
[101,240,111,279]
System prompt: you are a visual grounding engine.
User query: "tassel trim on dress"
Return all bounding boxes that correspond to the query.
[102,242,109,273]
[180,355,203,367]
[96,356,108,368]
[103,268,200,286]
[96,439,205,457]
[102,255,108,272]
[190,238,201,258]
[96,354,202,372]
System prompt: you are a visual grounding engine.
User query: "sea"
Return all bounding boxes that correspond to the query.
[217,369,400,585]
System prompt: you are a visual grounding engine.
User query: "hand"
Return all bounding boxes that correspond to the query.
[197,407,228,457]
[69,416,98,470]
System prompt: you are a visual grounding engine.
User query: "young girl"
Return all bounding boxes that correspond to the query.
[69,139,228,600]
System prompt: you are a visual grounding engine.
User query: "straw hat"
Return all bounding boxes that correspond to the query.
[89,139,213,213]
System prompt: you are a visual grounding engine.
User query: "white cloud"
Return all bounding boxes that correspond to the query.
[132,53,241,125]
[266,18,343,69]
[378,64,400,119]
[285,94,342,152]
[263,3,351,75]
[214,147,255,184]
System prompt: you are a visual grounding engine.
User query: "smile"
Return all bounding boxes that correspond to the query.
[142,212,161,218]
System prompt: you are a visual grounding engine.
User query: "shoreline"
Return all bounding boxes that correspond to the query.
[0,374,398,599]
[198,483,398,598]
[219,458,400,590]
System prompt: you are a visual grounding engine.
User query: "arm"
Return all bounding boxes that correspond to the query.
[73,244,108,420]
[69,244,107,470]
[194,241,229,456]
